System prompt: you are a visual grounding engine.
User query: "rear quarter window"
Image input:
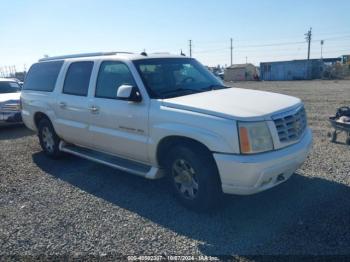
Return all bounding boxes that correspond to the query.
[23,61,64,92]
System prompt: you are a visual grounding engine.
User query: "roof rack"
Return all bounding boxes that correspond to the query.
[38,51,133,62]
[151,52,171,55]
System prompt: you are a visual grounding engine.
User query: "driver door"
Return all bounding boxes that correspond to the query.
[88,61,150,163]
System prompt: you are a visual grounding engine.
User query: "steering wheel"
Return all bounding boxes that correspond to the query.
[181,76,195,84]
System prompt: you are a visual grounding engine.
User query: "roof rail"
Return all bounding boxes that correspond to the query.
[151,52,171,55]
[38,51,133,62]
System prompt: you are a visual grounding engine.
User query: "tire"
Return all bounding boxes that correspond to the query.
[346,136,350,145]
[165,145,222,212]
[38,118,62,158]
[328,131,337,143]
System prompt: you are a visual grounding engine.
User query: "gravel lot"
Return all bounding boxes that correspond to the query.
[0,80,350,258]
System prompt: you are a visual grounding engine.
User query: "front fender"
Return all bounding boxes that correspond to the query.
[148,105,240,165]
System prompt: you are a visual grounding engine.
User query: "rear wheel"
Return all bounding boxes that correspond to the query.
[328,131,337,143]
[165,145,222,212]
[38,118,62,158]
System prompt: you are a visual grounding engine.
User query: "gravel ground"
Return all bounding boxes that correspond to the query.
[0,80,350,259]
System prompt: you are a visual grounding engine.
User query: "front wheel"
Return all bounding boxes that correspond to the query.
[165,145,222,212]
[38,118,62,158]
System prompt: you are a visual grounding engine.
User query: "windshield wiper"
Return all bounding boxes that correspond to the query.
[203,84,229,91]
[159,85,229,98]
[160,88,201,97]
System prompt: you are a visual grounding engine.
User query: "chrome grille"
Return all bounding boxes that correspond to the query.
[0,103,20,112]
[273,107,307,143]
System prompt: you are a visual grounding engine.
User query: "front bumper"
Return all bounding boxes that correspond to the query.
[0,111,22,126]
[214,128,313,195]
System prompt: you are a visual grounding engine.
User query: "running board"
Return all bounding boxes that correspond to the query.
[59,142,162,179]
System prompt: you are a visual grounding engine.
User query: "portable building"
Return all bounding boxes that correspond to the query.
[224,64,258,81]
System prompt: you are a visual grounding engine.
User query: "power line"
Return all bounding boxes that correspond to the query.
[194,31,350,46]
[235,41,306,48]
[195,42,349,54]
[193,34,350,53]
[185,33,350,57]
[195,48,228,54]
[314,35,350,42]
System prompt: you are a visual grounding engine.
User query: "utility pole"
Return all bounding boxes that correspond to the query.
[320,40,324,59]
[305,27,312,60]
[230,38,233,66]
[189,40,192,58]
[246,56,248,64]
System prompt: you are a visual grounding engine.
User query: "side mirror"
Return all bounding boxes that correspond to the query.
[117,84,142,103]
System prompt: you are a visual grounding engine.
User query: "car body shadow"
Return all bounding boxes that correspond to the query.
[0,125,35,140]
[32,152,350,256]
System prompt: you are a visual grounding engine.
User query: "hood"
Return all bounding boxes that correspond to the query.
[0,92,21,103]
[162,88,301,120]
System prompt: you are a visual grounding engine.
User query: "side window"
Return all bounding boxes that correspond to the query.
[23,61,63,92]
[96,61,136,99]
[63,61,93,96]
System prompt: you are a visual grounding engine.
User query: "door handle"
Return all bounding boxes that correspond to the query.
[59,102,67,108]
[89,105,99,113]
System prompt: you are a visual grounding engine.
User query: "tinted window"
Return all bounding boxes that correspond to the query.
[0,81,21,94]
[63,62,93,96]
[23,61,63,92]
[96,61,136,99]
[133,58,223,99]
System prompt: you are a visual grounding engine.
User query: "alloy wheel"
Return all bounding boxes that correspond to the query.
[172,159,199,200]
[42,126,55,153]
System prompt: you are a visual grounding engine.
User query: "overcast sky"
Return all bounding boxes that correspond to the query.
[1,0,350,71]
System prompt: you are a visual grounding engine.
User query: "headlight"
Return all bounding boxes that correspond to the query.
[238,121,273,154]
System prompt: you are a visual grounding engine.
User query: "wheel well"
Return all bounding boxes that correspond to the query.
[34,112,50,129]
[157,136,213,168]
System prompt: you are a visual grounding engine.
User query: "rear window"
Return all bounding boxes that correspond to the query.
[23,61,63,92]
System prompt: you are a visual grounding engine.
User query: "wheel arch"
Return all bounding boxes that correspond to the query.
[34,112,51,129]
[156,135,215,168]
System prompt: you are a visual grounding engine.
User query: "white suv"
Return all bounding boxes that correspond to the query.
[0,78,22,126]
[21,52,312,211]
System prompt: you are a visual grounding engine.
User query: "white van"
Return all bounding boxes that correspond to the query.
[21,52,312,211]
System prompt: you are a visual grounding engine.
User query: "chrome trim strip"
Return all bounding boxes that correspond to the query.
[59,142,161,179]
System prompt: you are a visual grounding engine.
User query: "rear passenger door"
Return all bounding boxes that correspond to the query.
[53,61,94,146]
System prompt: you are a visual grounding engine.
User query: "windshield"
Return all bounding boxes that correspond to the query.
[133,58,226,99]
[0,81,21,94]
